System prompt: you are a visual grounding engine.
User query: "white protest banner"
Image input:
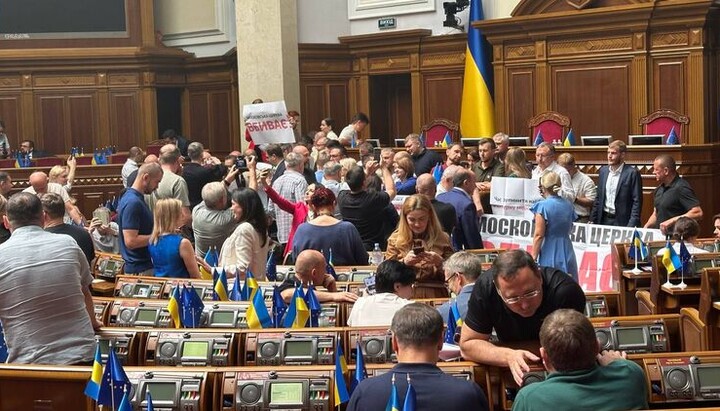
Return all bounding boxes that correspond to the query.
[478,214,663,292]
[489,177,542,218]
[243,101,295,145]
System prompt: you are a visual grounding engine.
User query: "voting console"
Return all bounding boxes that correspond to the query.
[346,327,395,364]
[125,368,213,411]
[145,330,240,367]
[594,318,669,354]
[93,252,125,281]
[243,329,341,367]
[644,353,720,403]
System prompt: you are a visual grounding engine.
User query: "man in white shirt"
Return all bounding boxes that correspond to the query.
[23,171,83,224]
[338,112,370,147]
[531,142,575,202]
[557,153,597,223]
[121,146,145,187]
[590,140,642,227]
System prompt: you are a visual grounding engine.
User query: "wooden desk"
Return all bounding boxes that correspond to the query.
[619,269,652,316]
[661,284,702,296]
[90,279,115,297]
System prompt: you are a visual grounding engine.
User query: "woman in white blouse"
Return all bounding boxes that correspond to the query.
[219,188,270,279]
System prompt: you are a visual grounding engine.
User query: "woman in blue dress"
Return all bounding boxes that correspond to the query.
[149,198,207,278]
[530,171,578,281]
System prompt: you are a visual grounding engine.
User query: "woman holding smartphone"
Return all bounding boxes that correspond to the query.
[385,194,453,298]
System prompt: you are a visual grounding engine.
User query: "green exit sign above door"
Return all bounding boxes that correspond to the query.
[378,17,396,30]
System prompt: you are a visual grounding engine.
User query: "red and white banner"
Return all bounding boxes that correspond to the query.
[243,101,296,145]
[479,214,663,292]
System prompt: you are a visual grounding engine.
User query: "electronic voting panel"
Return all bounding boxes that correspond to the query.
[346,327,395,364]
[96,328,146,365]
[585,294,609,318]
[366,362,478,382]
[645,354,720,403]
[109,300,174,328]
[93,253,125,281]
[126,368,214,411]
[594,319,669,354]
[145,330,240,366]
[335,267,374,282]
[92,297,114,325]
[114,276,166,299]
[222,368,333,411]
[243,329,340,366]
[274,266,297,282]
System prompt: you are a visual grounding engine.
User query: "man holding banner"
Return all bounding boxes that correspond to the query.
[459,250,585,385]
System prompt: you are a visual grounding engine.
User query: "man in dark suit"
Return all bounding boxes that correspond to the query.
[590,140,642,227]
[415,173,456,237]
[19,140,51,159]
[436,168,483,250]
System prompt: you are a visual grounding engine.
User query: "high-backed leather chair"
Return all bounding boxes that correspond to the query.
[527,111,570,144]
[420,118,460,147]
[639,108,689,144]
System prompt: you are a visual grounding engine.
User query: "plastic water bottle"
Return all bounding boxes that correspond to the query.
[371,243,384,266]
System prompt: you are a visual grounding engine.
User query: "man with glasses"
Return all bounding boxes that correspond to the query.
[459,249,585,386]
[437,251,483,323]
[531,142,574,202]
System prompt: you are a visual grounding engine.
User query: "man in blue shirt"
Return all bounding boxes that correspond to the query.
[347,303,488,411]
[117,163,162,275]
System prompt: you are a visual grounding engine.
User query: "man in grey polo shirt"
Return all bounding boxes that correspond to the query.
[0,193,101,364]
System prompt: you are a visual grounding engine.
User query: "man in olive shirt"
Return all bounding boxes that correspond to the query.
[472,138,505,213]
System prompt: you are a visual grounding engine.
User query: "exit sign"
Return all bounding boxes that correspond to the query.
[378,17,396,30]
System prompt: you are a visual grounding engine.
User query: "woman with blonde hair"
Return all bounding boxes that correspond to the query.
[148,198,205,278]
[48,156,77,192]
[530,171,578,281]
[385,194,453,298]
[504,147,531,178]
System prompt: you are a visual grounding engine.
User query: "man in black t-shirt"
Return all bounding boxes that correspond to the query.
[459,249,585,385]
[337,162,396,250]
[40,193,95,265]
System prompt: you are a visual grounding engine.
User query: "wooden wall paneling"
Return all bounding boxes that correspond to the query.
[96,75,111,149]
[652,58,686,114]
[300,82,327,140]
[68,94,97,154]
[36,95,67,155]
[0,94,22,149]
[629,32,648,137]
[139,72,159,146]
[209,90,232,152]
[109,91,141,149]
[553,63,630,142]
[327,83,349,131]
[505,67,535,137]
[188,92,209,149]
[388,76,413,139]
[422,75,463,130]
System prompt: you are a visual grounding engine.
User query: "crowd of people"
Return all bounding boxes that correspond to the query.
[0,117,715,410]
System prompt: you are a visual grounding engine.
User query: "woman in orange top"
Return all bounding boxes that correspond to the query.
[385,194,453,298]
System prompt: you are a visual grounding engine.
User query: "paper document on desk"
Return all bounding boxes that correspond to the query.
[440,343,462,361]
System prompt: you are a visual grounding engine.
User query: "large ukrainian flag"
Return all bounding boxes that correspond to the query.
[460,0,495,138]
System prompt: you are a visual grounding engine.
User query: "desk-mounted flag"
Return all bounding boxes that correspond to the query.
[305,285,322,327]
[385,374,400,411]
[334,341,350,405]
[230,273,243,301]
[662,240,681,274]
[441,131,452,148]
[97,347,131,407]
[350,341,367,394]
[283,287,310,328]
[181,285,204,328]
[628,229,648,262]
[167,284,182,328]
[84,340,103,400]
[266,249,277,281]
[117,388,132,411]
[272,285,287,328]
[213,268,229,301]
[246,281,272,329]
[563,128,576,147]
[245,269,259,301]
[533,131,544,146]
[432,162,443,184]
[403,374,417,411]
[666,127,679,145]
[325,249,337,280]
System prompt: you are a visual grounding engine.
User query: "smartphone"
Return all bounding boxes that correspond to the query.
[412,239,424,255]
[93,207,110,226]
[363,275,377,295]
[373,147,382,162]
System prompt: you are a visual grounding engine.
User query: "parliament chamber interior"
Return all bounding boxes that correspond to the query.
[1,0,720,410]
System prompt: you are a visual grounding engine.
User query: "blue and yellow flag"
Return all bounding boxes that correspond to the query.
[97,347,131,407]
[213,268,229,301]
[246,281,273,329]
[326,249,337,279]
[403,375,417,411]
[168,284,182,328]
[146,391,155,411]
[350,341,367,394]
[334,341,350,405]
[272,285,287,328]
[283,287,310,328]
[628,229,648,262]
[451,301,463,327]
[200,247,218,280]
[181,285,204,328]
[666,126,679,145]
[459,0,494,138]
[563,128,576,147]
[245,269,259,301]
[230,273,243,301]
[117,388,132,411]
[533,130,544,146]
[662,240,681,274]
[440,131,451,148]
[445,308,458,344]
[84,340,103,400]
[385,374,400,411]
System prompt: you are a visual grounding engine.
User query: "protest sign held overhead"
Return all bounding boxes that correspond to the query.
[243,101,296,145]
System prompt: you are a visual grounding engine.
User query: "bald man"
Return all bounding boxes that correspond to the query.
[22,171,83,224]
[292,144,318,185]
[279,250,358,304]
[125,153,159,188]
[416,173,456,236]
